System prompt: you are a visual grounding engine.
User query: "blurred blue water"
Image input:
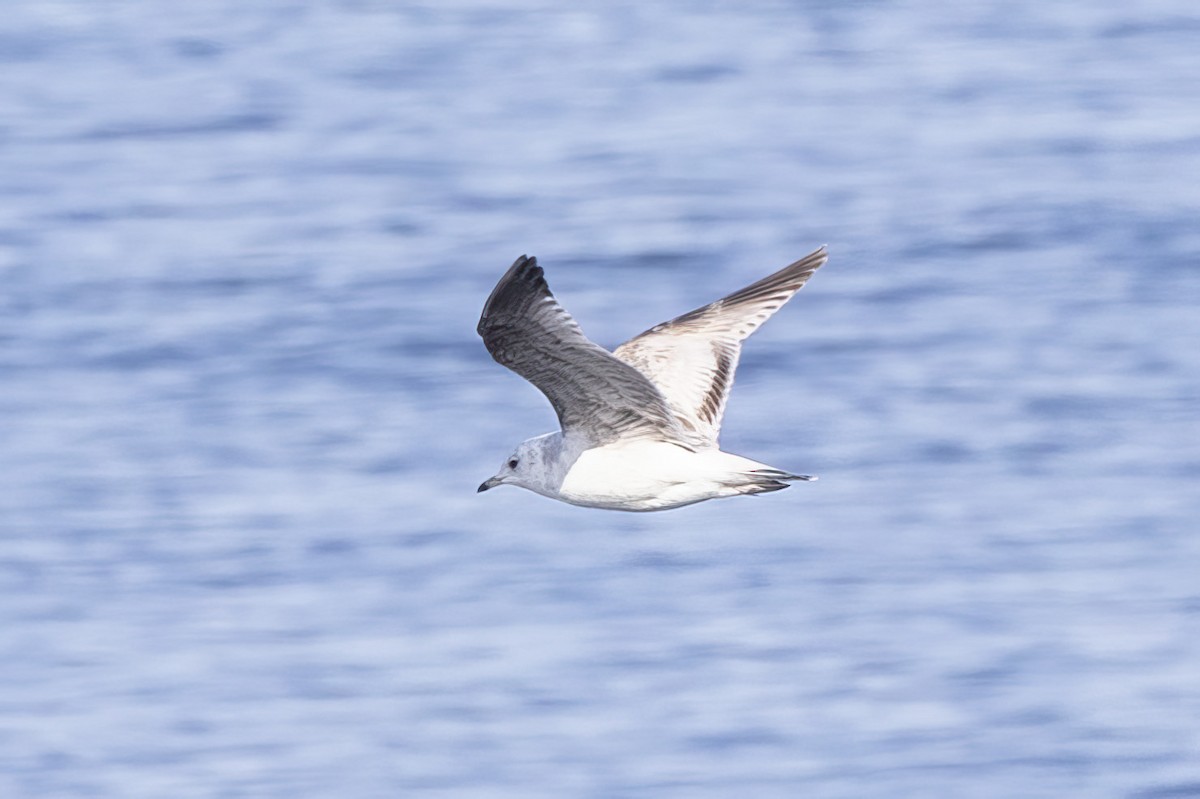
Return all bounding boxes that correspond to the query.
[2,2,1199,797]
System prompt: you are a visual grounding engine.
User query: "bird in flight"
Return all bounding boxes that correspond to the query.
[477,246,828,511]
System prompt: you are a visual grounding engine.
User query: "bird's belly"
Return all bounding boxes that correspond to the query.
[556,443,722,512]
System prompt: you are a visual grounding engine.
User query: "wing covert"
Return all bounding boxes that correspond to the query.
[613,246,828,446]
[478,255,689,447]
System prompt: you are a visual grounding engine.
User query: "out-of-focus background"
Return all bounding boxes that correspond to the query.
[2,2,1198,797]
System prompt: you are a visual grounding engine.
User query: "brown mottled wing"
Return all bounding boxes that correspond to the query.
[478,255,689,447]
[612,246,828,447]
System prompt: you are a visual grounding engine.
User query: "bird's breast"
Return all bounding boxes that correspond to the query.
[556,441,719,511]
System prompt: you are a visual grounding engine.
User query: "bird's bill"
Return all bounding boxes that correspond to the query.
[477,475,502,493]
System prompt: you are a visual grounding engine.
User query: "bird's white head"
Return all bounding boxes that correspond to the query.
[477,432,564,496]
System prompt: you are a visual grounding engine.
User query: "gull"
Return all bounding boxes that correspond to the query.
[477,246,828,511]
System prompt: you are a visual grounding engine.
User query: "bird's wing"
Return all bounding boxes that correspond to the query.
[612,246,828,447]
[478,255,690,448]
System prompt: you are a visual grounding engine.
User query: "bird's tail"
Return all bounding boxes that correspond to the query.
[735,468,817,495]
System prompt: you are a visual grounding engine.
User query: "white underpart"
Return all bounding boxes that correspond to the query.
[555,441,785,512]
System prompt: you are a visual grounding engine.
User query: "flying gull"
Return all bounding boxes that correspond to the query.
[477,246,828,511]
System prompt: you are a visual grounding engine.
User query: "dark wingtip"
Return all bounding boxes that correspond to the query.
[478,254,543,336]
[512,254,538,270]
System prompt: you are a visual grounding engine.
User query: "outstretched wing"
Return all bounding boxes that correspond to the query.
[612,246,828,447]
[478,255,689,447]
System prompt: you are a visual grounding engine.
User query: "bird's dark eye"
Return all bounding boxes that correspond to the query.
[508,458,519,469]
